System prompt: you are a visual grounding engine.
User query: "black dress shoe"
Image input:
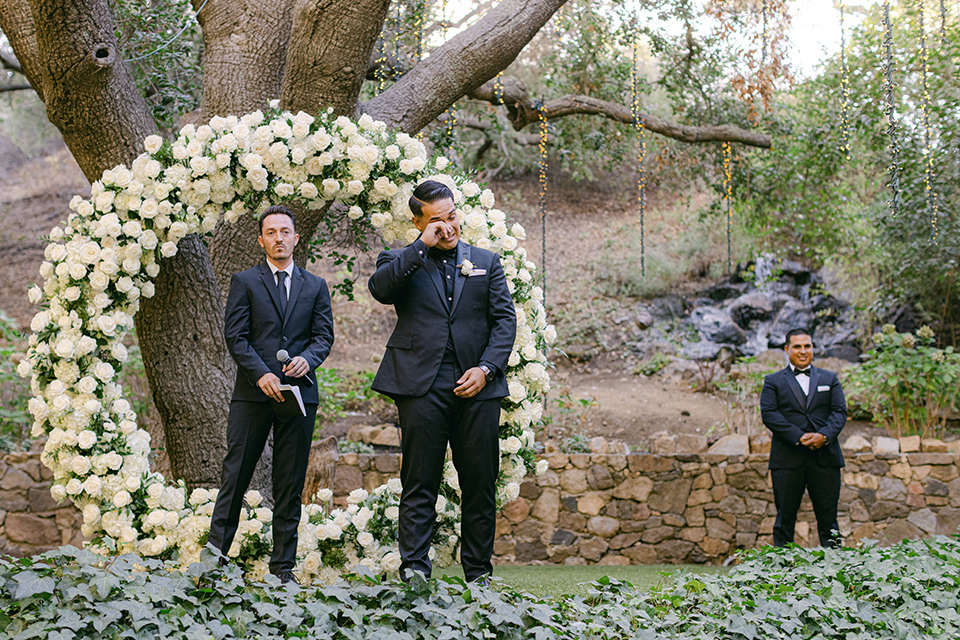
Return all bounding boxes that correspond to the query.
[277,571,300,585]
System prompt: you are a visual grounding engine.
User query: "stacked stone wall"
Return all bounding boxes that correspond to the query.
[5,445,960,563]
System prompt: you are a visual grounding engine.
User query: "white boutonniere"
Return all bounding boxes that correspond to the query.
[458,259,474,276]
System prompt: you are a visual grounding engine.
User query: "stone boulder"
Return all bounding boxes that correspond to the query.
[768,300,816,348]
[707,435,750,456]
[681,341,724,361]
[728,292,774,327]
[690,308,746,345]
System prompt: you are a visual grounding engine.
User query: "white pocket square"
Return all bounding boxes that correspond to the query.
[817,385,830,392]
[468,269,487,276]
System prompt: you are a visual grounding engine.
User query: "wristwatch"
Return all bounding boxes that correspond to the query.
[478,364,493,381]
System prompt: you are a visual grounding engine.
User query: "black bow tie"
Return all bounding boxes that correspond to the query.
[793,368,811,377]
[429,247,457,261]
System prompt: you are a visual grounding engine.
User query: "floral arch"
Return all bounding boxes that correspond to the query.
[18,105,555,583]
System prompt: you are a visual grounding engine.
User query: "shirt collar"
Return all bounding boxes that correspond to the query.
[267,261,294,278]
[789,363,812,373]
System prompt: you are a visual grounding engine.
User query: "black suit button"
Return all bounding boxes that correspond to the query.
[282,336,288,342]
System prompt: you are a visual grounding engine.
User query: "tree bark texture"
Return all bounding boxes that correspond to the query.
[0,0,43,100]
[195,0,295,118]
[134,236,239,492]
[22,0,156,179]
[361,0,569,133]
[281,0,392,116]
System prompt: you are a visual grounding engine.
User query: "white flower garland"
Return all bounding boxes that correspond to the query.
[18,105,555,582]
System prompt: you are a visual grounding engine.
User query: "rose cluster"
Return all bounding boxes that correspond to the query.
[19,106,556,581]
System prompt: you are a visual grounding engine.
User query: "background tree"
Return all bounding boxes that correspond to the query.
[0,0,775,493]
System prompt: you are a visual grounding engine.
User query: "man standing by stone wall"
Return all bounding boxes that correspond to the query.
[760,328,847,547]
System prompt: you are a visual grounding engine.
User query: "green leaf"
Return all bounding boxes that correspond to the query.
[13,571,56,600]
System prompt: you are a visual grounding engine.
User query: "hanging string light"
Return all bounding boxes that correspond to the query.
[881,0,902,218]
[761,0,769,67]
[631,25,646,277]
[392,1,402,81]
[536,99,548,303]
[939,0,948,44]
[917,0,940,243]
[414,0,426,141]
[439,0,458,155]
[493,71,505,106]
[723,142,733,275]
[839,1,852,160]
[375,37,388,93]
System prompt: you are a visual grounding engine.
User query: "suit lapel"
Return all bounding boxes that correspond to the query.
[806,367,821,409]
[783,367,807,410]
[283,266,304,327]
[421,254,449,311]
[259,262,284,319]
[451,242,470,313]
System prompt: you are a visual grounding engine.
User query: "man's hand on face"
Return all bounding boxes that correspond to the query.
[420,220,454,248]
[282,356,309,378]
[454,367,487,398]
[800,432,827,450]
[258,372,285,402]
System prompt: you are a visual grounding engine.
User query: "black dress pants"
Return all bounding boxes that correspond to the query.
[771,453,842,548]
[209,399,317,574]
[393,351,501,582]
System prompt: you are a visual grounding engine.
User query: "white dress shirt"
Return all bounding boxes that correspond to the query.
[267,261,293,301]
[789,363,811,396]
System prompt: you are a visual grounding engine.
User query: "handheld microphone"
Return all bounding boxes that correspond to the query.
[277,349,314,388]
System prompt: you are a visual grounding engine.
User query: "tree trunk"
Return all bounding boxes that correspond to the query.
[134,236,235,490]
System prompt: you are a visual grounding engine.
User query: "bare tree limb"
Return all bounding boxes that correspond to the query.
[360,0,569,133]
[422,0,495,40]
[0,82,30,92]
[0,46,23,74]
[469,76,772,148]
[0,0,42,100]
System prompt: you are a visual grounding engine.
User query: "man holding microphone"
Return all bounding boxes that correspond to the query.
[209,205,334,584]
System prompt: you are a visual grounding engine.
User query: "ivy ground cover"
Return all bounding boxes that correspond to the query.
[2,536,959,639]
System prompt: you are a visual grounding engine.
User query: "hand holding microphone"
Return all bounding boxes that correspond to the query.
[277,349,313,387]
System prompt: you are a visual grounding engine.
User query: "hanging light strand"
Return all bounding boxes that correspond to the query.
[439,0,458,155]
[918,0,940,243]
[881,0,902,218]
[536,99,548,303]
[632,30,646,277]
[392,1,402,81]
[493,71,505,106]
[839,2,852,160]
[375,37,388,93]
[761,0,769,67]
[723,142,733,275]
[939,0,948,45]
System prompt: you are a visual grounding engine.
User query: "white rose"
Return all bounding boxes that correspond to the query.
[94,361,115,382]
[504,482,521,501]
[347,206,363,220]
[321,179,340,197]
[436,157,449,170]
[380,551,402,572]
[113,490,132,508]
[398,159,415,174]
[385,506,399,520]
[462,182,480,198]
[302,551,323,574]
[536,459,549,475]
[503,436,522,454]
[508,380,527,403]
[50,484,67,502]
[71,455,92,475]
[82,503,101,524]
[315,488,333,502]
[65,478,83,495]
[480,189,495,208]
[385,145,401,160]
[160,242,178,258]
[347,488,368,504]
[299,182,319,199]
[357,532,375,548]
[347,180,363,195]
[54,338,75,359]
[144,135,163,154]
[244,490,263,508]
[146,483,163,499]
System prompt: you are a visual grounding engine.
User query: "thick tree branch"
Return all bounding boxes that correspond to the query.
[360,0,569,133]
[281,0,391,115]
[0,82,30,92]
[195,0,295,117]
[28,0,157,179]
[469,76,773,149]
[0,0,42,100]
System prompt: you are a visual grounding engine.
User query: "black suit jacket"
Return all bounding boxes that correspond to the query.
[760,366,847,469]
[368,239,516,400]
[224,261,334,404]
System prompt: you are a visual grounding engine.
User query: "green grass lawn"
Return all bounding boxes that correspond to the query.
[437,564,730,598]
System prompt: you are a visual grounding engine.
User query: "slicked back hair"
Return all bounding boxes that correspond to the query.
[409,180,454,218]
[259,205,296,233]
[785,328,812,346]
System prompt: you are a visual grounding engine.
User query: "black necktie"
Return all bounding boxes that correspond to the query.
[276,270,287,317]
[793,368,810,377]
